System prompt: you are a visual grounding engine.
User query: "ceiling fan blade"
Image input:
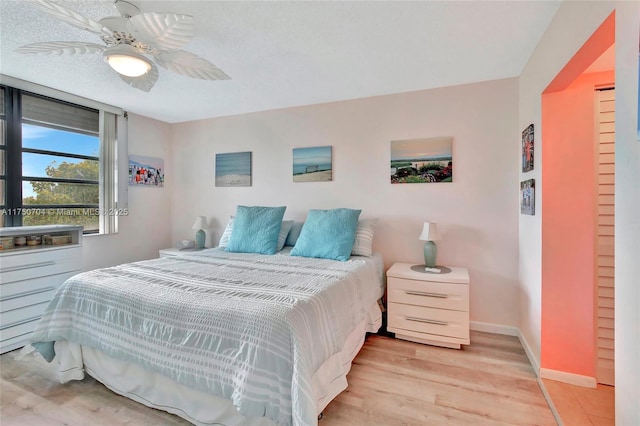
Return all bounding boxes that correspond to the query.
[118,62,159,92]
[24,0,112,36]
[17,41,104,55]
[153,50,230,80]
[129,13,194,50]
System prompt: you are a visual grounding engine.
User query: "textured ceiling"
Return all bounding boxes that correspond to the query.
[0,0,562,124]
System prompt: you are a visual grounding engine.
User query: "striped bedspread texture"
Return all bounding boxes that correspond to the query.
[30,248,384,425]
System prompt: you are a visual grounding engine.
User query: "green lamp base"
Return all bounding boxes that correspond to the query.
[195,229,205,249]
[423,241,437,268]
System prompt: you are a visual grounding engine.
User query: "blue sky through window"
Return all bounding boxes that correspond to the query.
[22,124,99,197]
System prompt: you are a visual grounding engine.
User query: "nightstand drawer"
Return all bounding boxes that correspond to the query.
[388,277,468,311]
[388,302,469,339]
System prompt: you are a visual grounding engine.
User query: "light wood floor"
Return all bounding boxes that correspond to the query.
[542,379,614,426]
[0,331,556,425]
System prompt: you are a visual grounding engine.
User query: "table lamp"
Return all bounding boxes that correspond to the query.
[419,222,440,271]
[192,216,208,250]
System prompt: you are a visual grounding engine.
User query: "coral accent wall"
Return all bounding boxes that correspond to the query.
[541,70,614,377]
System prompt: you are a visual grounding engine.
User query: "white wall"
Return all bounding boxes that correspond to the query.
[519,1,639,423]
[170,78,520,328]
[82,113,173,271]
[612,2,640,423]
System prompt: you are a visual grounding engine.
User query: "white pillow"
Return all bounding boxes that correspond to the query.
[217,216,234,248]
[285,222,304,246]
[277,220,294,251]
[219,216,293,252]
[351,218,378,257]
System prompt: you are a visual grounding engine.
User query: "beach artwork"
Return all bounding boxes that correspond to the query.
[215,151,252,187]
[522,124,534,172]
[390,137,453,184]
[129,155,164,187]
[520,179,535,215]
[292,146,332,182]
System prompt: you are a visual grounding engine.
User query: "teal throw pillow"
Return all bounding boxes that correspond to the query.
[225,206,286,255]
[290,208,362,261]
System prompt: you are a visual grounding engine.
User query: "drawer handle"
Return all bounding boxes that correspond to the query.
[406,316,448,326]
[405,290,448,298]
[2,261,55,273]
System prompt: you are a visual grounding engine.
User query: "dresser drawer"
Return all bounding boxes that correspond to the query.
[0,301,50,328]
[0,246,81,285]
[0,271,78,300]
[0,317,41,345]
[388,302,469,339]
[1,286,58,313]
[388,277,468,311]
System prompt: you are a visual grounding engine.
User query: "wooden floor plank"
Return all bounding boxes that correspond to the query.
[1,331,556,425]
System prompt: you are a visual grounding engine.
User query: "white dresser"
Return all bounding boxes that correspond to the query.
[0,225,83,354]
[387,262,470,349]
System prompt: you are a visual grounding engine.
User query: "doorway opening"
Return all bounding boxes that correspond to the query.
[539,10,615,425]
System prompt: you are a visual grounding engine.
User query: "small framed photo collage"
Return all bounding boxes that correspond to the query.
[520,124,535,215]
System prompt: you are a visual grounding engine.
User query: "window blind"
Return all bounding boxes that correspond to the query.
[22,93,99,135]
[1,74,122,116]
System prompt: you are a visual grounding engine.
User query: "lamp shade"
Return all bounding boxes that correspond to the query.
[418,222,439,241]
[192,216,208,230]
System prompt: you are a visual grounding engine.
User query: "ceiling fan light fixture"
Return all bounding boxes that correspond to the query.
[103,45,151,77]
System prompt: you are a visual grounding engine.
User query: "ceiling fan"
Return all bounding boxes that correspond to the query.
[16,0,230,92]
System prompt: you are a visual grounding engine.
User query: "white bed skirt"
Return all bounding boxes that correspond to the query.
[54,302,381,426]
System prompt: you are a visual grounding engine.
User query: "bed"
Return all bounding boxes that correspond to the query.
[25,246,384,426]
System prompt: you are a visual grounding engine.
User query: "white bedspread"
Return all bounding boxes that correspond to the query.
[30,249,384,425]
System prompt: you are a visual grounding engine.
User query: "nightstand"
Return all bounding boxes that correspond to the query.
[386,262,470,349]
[159,247,205,258]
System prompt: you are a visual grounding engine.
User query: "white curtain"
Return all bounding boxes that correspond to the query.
[117,114,129,213]
[99,111,118,234]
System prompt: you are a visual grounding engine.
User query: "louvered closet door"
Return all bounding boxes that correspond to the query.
[596,88,615,386]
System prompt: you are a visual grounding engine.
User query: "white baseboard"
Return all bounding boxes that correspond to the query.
[540,368,597,388]
[469,322,597,391]
[470,321,519,336]
[517,330,540,376]
[536,377,564,426]
[469,322,541,375]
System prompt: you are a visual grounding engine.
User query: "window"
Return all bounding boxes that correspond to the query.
[1,86,119,234]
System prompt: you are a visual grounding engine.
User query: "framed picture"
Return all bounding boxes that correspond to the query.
[292,146,332,182]
[215,151,252,187]
[520,179,535,215]
[129,155,164,187]
[390,137,453,184]
[522,124,534,172]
